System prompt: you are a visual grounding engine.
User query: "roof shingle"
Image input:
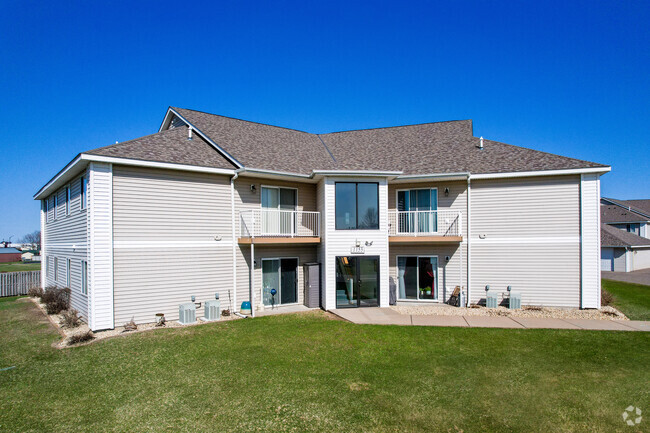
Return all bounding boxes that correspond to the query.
[601,224,650,247]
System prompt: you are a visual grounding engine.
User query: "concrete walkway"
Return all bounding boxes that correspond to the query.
[331,308,650,331]
[603,269,650,286]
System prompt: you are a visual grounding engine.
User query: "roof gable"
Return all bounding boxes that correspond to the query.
[601,223,650,247]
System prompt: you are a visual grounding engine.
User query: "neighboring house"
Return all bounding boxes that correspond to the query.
[34,107,610,331]
[0,248,23,263]
[600,198,650,272]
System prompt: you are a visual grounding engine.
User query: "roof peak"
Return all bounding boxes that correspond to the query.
[172,107,312,134]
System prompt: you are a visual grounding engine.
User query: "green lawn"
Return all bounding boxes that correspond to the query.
[0,261,41,272]
[0,297,648,432]
[603,279,650,321]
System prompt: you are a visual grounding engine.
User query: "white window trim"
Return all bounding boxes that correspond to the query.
[260,185,299,209]
[396,255,440,302]
[261,257,300,307]
[66,258,71,287]
[53,194,58,220]
[53,257,58,282]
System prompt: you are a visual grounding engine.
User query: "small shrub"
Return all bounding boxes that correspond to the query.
[221,309,231,317]
[59,309,81,328]
[123,317,137,332]
[41,287,71,314]
[601,290,615,306]
[27,285,43,298]
[67,331,94,345]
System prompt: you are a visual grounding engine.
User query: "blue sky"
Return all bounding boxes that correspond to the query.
[1,0,648,242]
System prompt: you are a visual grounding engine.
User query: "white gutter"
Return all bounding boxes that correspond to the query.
[312,170,403,177]
[393,172,470,183]
[470,166,611,180]
[243,167,312,179]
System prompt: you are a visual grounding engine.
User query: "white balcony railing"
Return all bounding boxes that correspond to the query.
[240,209,320,238]
[388,210,462,237]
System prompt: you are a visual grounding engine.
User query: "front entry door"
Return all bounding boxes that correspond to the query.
[335,256,379,308]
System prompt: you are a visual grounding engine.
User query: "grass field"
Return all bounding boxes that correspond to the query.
[0,261,41,272]
[602,279,650,321]
[0,296,648,432]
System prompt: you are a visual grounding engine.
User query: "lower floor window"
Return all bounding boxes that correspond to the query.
[81,260,88,295]
[53,257,58,282]
[262,258,298,306]
[397,256,438,300]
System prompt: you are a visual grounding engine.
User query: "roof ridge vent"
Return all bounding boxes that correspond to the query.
[478,136,484,150]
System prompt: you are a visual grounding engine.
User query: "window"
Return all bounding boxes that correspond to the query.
[262,258,298,306]
[397,256,439,301]
[66,258,71,287]
[397,188,438,233]
[335,182,379,230]
[80,177,87,210]
[261,186,297,235]
[626,224,640,235]
[65,186,71,216]
[53,257,58,282]
[43,199,49,222]
[53,194,58,220]
[81,260,88,295]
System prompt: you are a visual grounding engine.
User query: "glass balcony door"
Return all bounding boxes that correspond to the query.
[261,187,297,235]
[397,189,438,234]
[397,256,438,301]
[262,258,298,307]
[335,256,379,308]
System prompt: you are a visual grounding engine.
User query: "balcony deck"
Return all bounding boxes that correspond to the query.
[388,210,462,243]
[389,235,462,244]
[237,236,321,245]
[239,209,321,245]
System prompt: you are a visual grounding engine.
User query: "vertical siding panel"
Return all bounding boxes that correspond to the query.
[581,174,601,308]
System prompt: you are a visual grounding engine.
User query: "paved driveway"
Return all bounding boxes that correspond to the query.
[602,269,650,286]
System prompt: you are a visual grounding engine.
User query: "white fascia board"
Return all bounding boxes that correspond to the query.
[166,107,244,169]
[34,154,237,200]
[470,166,611,180]
[311,170,403,180]
[33,155,86,200]
[604,220,650,225]
[242,167,313,180]
[158,107,178,132]
[80,154,237,175]
[392,172,470,183]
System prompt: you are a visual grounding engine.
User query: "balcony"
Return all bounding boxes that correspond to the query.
[239,210,321,245]
[388,210,463,243]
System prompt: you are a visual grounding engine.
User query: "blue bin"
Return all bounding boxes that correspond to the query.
[240,301,252,315]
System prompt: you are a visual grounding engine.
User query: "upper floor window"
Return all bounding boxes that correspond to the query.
[397,188,438,233]
[335,182,379,230]
[80,177,87,210]
[626,223,640,235]
[53,194,58,220]
[65,186,71,216]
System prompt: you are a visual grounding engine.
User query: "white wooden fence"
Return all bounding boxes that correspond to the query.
[0,271,40,297]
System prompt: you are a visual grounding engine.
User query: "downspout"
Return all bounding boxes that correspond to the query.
[466,175,471,307]
[230,169,242,314]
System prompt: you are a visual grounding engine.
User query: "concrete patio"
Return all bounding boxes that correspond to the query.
[331,307,650,331]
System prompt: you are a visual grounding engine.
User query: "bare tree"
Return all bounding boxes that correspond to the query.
[21,230,41,249]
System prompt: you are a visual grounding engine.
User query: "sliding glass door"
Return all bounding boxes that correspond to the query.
[261,187,297,235]
[397,256,438,301]
[397,189,438,233]
[335,256,379,308]
[262,258,298,306]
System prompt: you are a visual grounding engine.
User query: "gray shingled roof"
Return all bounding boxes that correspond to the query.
[85,126,237,170]
[83,107,609,176]
[601,223,650,247]
[602,198,650,220]
[601,204,649,223]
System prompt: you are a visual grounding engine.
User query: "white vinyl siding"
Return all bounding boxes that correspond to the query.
[580,173,601,308]
[112,166,234,324]
[88,162,114,330]
[322,177,389,310]
[469,175,581,307]
[42,170,89,317]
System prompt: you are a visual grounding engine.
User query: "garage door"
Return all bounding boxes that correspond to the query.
[601,248,614,271]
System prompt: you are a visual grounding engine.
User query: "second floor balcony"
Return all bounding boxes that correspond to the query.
[239,209,321,245]
[388,210,463,243]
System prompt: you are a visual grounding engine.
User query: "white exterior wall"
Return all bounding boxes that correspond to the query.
[469,176,581,307]
[42,171,89,319]
[88,162,114,330]
[112,166,234,324]
[322,177,389,310]
[580,173,601,308]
